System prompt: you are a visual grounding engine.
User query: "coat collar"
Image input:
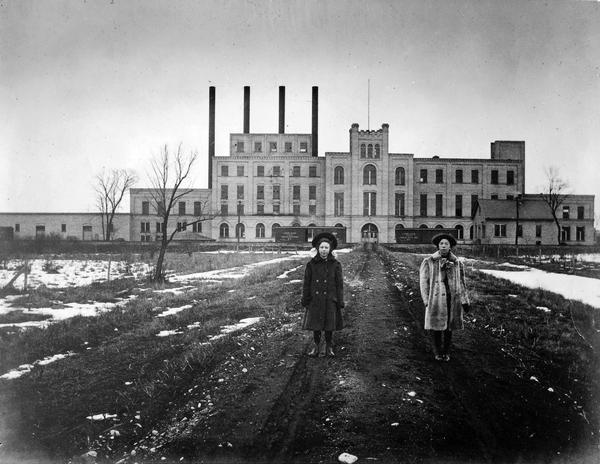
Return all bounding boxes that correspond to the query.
[430,250,458,262]
[312,253,336,263]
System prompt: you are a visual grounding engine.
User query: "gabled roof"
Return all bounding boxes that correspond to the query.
[474,199,554,221]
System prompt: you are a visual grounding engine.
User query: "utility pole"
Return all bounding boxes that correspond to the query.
[237,200,242,251]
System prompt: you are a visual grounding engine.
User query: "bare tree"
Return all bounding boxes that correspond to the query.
[538,166,569,245]
[96,169,137,241]
[148,144,218,282]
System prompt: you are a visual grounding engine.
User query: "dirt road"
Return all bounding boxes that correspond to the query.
[122,248,597,464]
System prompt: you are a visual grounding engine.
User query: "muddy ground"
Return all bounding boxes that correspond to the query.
[2,248,599,464]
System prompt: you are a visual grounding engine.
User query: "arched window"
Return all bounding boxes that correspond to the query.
[219,223,229,238]
[394,224,404,243]
[367,144,373,158]
[334,166,344,184]
[469,225,474,240]
[395,167,405,185]
[374,144,381,158]
[271,223,280,237]
[455,225,464,240]
[334,223,344,228]
[360,144,366,158]
[363,164,377,185]
[291,222,301,227]
[419,224,429,229]
[235,223,245,239]
[435,224,444,229]
[361,223,378,238]
[256,223,265,238]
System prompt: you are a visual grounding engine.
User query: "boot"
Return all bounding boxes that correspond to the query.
[325,342,335,357]
[308,342,321,357]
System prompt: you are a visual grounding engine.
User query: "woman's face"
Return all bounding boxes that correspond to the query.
[318,241,331,257]
[438,238,452,255]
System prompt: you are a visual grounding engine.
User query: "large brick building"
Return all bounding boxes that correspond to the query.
[1,86,596,245]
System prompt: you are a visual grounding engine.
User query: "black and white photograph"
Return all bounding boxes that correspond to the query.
[1,1,599,463]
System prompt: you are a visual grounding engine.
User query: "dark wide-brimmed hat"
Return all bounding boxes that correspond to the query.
[431,233,457,248]
[311,232,338,250]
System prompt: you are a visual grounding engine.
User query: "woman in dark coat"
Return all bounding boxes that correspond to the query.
[301,232,344,357]
[419,233,470,362]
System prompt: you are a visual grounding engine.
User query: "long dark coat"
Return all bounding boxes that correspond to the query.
[301,253,344,331]
[419,251,470,331]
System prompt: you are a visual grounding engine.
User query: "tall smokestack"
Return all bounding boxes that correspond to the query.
[208,86,215,189]
[279,86,285,134]
[243,86,250,134]
[312,86,318,157]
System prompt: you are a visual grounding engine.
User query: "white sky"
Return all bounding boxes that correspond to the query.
[1,0,599,217]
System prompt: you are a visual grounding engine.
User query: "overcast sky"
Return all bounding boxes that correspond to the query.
[1,0,599,217]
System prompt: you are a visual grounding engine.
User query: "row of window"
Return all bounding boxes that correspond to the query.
[359,143,382,159]
[140,221,203,233]
[221,165,319,178]
[491,224,586,241]
[236,141,309,154]
[419,168,516,185]
[219,203,318,216]
[13,224,105,234]
[141,201,204,216]
[220,184,318,201]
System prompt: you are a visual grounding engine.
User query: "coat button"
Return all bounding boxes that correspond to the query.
[315,291,319,294]
[324,280,327,283]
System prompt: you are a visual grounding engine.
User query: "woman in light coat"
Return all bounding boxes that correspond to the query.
[301,232,345,357]
[419,233,470,361]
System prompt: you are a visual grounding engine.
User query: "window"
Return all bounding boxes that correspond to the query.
[192,222,202,233]
[142,201,150,215]
[420,169,428,183]
[420,194,428,217]
[61,224,67,233]
[455,169,463,184]
[256,223,265,238]
[561,226,571,242]
[219,223,229,238]
[471,194,479,217]
[194,201,202,216]
[576,227,585,241]
[156,201,165,215]
[517,225,523,237]
[271,223,280,236]
[176,221,187,232]
[269,142,277,152]
[455,195,463,217]
[491,170,499,184]
[257,165,264,177]
[15,223,20,232]
[334,192,344,216]
[395,193,405,217]
[293,204,300,215]
[360,144,366,158]
[471,170,479,184]
[334,166,344,184]
[257,204,264,215]
[237,202,244,216]
[535,224,542,238]
[293,185,300,200]
[455,225,464,240]
[506,195,514,200]
[395,167,405,186]
[367,144,373,158]
[237,165,244,177]
[221,165,229,176]
[300,142,308,153]
[309,166,317,177]
[374,144,381,158]
[236,141,244,153]
[562,206,570,219]
[155,222,164,233]
[309,204,316,215]
[221,185,228,200]
[494,224,507,237]
[272,166,281,177]
[140,222,150,233]
[272,185,280,200]
[285,142,292,153]
[237,185,244,200]
[257,185,264,200]
[178,202,186,216]
[363,165,376,185]
[435,169,443,184]
[577,206,585,219]
[273,203,280,214]
[254,141,262,152]
[491,194,498,200]
[309,185,316,200]
[435,194,443,217]
[507,170,515,185]
[292,166,301,177]
[363,192,376,216]
[221,203,228,216]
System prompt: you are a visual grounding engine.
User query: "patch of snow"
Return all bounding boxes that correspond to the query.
[407,391,417,397]
[479,267,600,309]
[1,351,75,380]
[338,452,358,464]
[157,330,183,337]
[285,279,303,284]
[153,286,195,295]
[86,413,118,421]
[277,265,303,279]
[536,306,551,313]
[156,304,193,318]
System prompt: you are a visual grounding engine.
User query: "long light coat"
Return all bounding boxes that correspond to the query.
[301,253,344,331]
[419,251,470,331]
